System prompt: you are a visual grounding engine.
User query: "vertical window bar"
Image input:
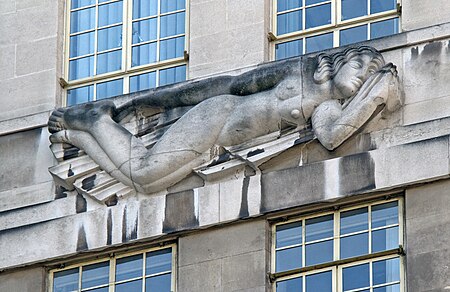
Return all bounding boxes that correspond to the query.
[302,219,306,267]
[368,205,372,254]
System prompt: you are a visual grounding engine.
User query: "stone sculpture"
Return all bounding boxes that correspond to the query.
[48,46,402,194]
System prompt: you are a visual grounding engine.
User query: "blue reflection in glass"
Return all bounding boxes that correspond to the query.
[159,65,186,86]
[372,201,398,228]
[277,0,301,12]
[146,248,172,275]
[340,232,368,259]
[67,85,94,105]
[372,226,399,252]
[71,0,95,9]
[342,0,367,20]
[116,254,143,282]
[371,18,398,39]
[130,72,157,93]
[306,271,332,292]
[132,43,157,66]
[275,39,302,60]
[305,240,333,266]
[371,0,396,14]
[277,277,302,292]
[373,258,400,285]
[133,0,157,19]
[160,36,184,61]
[276,222,302,248]
[276,246,302,272]
[97,79,123,100]
[305,4,331,29]
[81,261,109,289]
[146,273,171,292]
[306,215,333,242]
[98,1,123,27]
[53,268,79,292]
[277,10,302,35]
[340,207,368,235]
[98,25,122,52]
[70,7,95,33]
[340,24,367,46]
[89,287,109,292]
[343,263,370,291]
[69,56,94,80]
[97,50,121,74]
[70,32,94,58]
[160,12,185,38]
[132,18,157,44]
[305,32,333,53]
[374,284,401,292]
[116,279,142,292]
[161,0,185,13]
[306,0,327,5]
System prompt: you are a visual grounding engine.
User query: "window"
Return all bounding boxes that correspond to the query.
[50,245,175,292]
[65,0,187,106]
[272,199,404,292]
[273,0,400,60]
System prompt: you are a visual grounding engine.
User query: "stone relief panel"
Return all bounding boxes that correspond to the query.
[48,46,403,200]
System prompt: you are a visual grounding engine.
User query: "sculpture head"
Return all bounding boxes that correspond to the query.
[313,46,385,98]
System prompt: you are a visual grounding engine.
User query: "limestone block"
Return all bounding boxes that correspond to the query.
[0,45,14,80]
[0,111,50,136]
[0,181,54,213]
[163,190,199,233]
[0,268,46,292]
[15,37,57,76]
[405,179,450,220]
[403,95,450,126]
[219,175,246,222]
[0,0,16,14]
[137,193,165,239]
[190,0,227,38]
[402,0,450,31]
[178,259,222,292]
[16,0,39,10]
[197,184,220,226]
[227,0,265,30]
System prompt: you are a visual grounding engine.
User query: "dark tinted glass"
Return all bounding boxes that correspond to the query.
[275,39,302,60]
[342,0,367,20]
[53,268,79,292]
[116,254,143,282]
[372,202,398,228]
[340,232,369,259]
[373,258,400,285]
[276,246,302,272]
[306,215,333,242]
[159,65,186,86]
[340,207,368,235]
[67,85,94,105]
[277,277,302,292]
[371,18,398,39]
[371,0,396,14]
[130,72,157,93]
[305,240,333,266]
[115,279,142,292]
[277,10,302,35]
[305,32,333,53]
[372,226,399,252]
[276,222,302,248]
[340,24,367,46]
[306,271,332,292]
[81,261,109,289]
[146,248,172,275]
[96,79,123,100]
[373,284,400,292]
[306,0,327,5]
[277,0,301,12]
[146,273,171,292]
[305,3,331,29]
[343,263,370,291]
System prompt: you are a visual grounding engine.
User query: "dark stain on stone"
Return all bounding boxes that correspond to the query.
[54,185,68,199]
[67,164,74,177]
[339,152,376,194]
[81,174,96,191]
[63,147,80,160]
[76,194,87,213]
[105,194,118,207]
[294,132,315,146]
[106,209,112,245]
[130,216,138,241]
[239,176,250,218]
[207,152,231,167]
[410,47,419,60]
[121,206,127,242]
[163,190,199,233]
[247,148,264,157]
[76,225,88,251]
[421,42,442,56]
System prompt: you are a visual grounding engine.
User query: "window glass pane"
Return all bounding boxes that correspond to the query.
[372,226,399,252]
[145,273,171,292]
[97,50,122,74]
[340,207,368,235]
[98,1,123,27]
[343,263,370,291]
[373,258,400,285]
[340,232,369,259]
[305,32,333,53]
[374,283,400,292]
[116,254,143,282]
[89,287,109,292]
[371,0,396,14]
[67,85,94,105]
[275,39,303,60]
[53,268,79,292]
[161,0,185,13]
[115,279,142,292]
[276,222,302,248]
[372,201,398,228]
[98,25,122,52]
[160,12,185,38]
[70,7,95,33]
[340,24,367,46]
[132,18,157,44]
[277,10,302,35]
[342,0,367,20]
[130,72,157,93]
[132,43,157,66]
[276,246,302,272]
[305,240,333,266]
[69,56,94,80]
[71,0,95,9]
[133,0,158,19]
[81,261,109,289]
[305,3,331,29]
[97,79,123,100]
[306,0,327,5]
[160,36,184,61]
[70,32,95,58]
[306,271,332,292]
[146,248,172,275]
[159,65,186,86]
[277,277,302,292]
[277,0,301,12]
[305,215,333,242]
[371,18,398,39]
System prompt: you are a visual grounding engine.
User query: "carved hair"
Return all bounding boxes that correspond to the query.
[313,46,385,84]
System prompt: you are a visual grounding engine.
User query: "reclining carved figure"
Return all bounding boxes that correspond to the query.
[48,46,402,193]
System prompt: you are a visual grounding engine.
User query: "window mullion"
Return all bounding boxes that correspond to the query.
[109,256,115,292]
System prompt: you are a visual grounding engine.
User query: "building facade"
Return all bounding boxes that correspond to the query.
[1,0,450,291]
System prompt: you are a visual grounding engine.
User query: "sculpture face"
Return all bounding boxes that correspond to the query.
[333,54,377,98]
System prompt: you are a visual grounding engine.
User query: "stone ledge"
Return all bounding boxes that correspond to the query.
[0,110,51,137]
